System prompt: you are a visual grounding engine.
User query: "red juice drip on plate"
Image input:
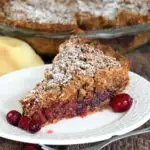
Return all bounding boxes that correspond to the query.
[47,130,53,134]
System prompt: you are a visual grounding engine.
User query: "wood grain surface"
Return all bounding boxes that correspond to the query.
[0,43,150,150]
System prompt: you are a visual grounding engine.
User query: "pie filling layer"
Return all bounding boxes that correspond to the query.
[30,91,114,125]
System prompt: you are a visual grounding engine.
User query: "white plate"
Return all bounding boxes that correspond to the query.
[0,65,150,145]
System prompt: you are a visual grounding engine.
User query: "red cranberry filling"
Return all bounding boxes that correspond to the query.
[33,91,114,124]
[97,91,115,101]
[76,101,86,115]
[32,111,47,125]
[6,91,133,134]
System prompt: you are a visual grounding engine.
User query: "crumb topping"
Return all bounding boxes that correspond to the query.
[23,38,121,103]
[77,0,150,20]
[22,38,121,104]
[53,38,121,75]
[3,0,77,24]
[43,38,121,89]
[1,0,150,24]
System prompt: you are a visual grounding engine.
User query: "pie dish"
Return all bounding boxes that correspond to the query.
[1,24,149,56]
[20,37,129,125]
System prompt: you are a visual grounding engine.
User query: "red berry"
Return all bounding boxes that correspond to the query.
[24,144,39,150]
[24,145,38,150]
[110,93,133,112]
[6,110,21,126]
[29,120,41,134]
[18,116,31,131]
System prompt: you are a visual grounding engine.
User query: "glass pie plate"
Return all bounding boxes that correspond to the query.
[0,22,150,39]
[0,22,150,56]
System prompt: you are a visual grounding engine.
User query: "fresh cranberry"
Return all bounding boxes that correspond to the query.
[18,116,31,131]
[29,120,41,133]
[24,144,39,150]
[24,143,40,150]
[110,93,133,112]
[24,145,36,150]
[6,110,21,126]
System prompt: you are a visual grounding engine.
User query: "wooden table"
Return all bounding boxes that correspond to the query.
[0,43,150,150]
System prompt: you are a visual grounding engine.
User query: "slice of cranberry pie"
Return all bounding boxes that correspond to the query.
[20,38,129,125]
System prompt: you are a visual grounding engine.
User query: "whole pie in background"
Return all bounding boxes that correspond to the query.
[0,0,149,31]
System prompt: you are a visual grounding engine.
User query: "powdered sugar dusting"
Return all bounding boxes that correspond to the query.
[77,0,150,20]
[1,0,150,23]
[44,38,121,88]
[21,38,121,105]
[3,0,77,24]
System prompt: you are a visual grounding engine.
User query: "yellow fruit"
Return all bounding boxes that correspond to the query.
[0,36,44,75]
